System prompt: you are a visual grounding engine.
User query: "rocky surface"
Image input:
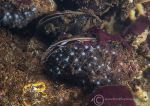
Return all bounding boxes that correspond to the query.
[0,29,83,106]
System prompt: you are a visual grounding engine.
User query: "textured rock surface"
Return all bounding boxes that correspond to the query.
[0,29,83,106]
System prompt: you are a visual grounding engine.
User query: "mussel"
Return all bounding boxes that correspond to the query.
[37,10,102,43]
[41,32,142,88]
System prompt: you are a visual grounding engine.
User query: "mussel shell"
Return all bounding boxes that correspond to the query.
[0,0,56,28]
[72,0,115,15]
[71,0,135,20]
[37,11,102,43]
[42,37,141,87]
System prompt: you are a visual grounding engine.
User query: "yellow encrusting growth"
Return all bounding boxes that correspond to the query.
[132,29,149,49]
[136,3,145,16]
[134,86,149,102]
[23,81,46,93]
[129,9,136,21]
[22,81,47,106]
[129,3,145,21]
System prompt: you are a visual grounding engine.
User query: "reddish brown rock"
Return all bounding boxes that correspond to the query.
[85,85,136,106]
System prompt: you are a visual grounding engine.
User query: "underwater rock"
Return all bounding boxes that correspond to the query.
[85,85,136,106]
[0,0,56,28]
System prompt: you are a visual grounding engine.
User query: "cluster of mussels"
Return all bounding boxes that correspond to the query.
[0,0,150,104]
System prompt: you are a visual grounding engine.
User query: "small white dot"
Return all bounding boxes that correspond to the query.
[56,67,59,70]
[118,69,121,72]
[129,0,133,3]
[93,57,97,60]
[58,71,61,75]
[112,51,116,55]
[75,58,78,62]
[96,81,100,85]
[105,50,108,53]
[108,79,111,83]
[98,65,101,68]
[32,7,36,12]
[59,98,63,102]
[82,80,85,84]
[90,47,94,52]
[70,52,74,56]
[96,45,100,49]
[6,12,10,16]
[14,14,19,19]
[92,80,95,82]
[33,87,37,91]
[85,45,89,49]
[59,48,62,51]
[65,57,69,62]
[59,54,62,57]
[82,52,86,56]
[102,64,105,66]
[89,63,92,67]
[78,68,82,71]
[74,47,78,49]
[120,62,123,66]
[56,58,59,61]
[107,66,111,70]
